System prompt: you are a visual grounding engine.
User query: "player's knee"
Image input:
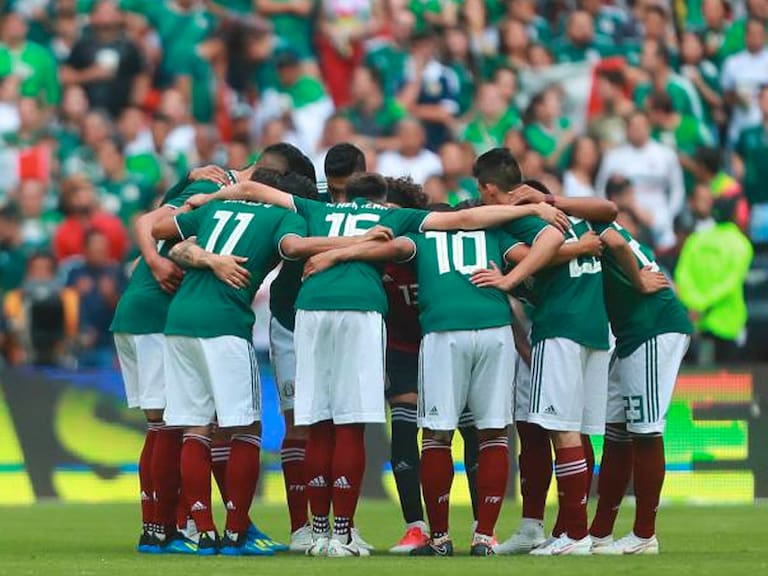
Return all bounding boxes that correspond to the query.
[185,424,213,438]
[144,409,164,422]
[477,427,507,442]
[283,411,308,439]
[551,430,581,449]
[424,429,453,444]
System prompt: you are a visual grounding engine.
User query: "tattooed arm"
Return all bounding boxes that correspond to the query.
[169,238,251,289]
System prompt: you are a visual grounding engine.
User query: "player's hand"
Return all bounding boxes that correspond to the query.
[302,251,340,279]
[470,261,513,292]
[533,203,571,233]
[190,164,229,186]
[361,225,394,242]
[507,184,547,205]
[185,193,214,209]
[209,254,250,289]
[578,231,603,257]
[638,266,670,294]
[148,256,184,294]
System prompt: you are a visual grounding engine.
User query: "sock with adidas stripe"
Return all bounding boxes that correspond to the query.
[224,433,262,534]
[554,445,589,540]
[331,424,365,538]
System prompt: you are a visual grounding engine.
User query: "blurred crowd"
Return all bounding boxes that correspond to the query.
[0,0,764,368]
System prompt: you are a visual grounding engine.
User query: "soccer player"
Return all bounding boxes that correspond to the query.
[587,222,692,555]
[110,165,233,552]
[471,149,615,556]
[151,170,388,556]
[187,172,568,557]
[323,143,366,202]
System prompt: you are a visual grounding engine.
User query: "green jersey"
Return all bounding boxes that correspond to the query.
[0,41,60,105]
[594,222,692,358]
[270,0,316,59]
[735,123,768,204]
[409,228,520,333]
[165,200,307,341]
[634,77,704,123]
[110,178,219,335]
[269,259,303,332]
[292,197,428,313]
[528,217,610,350]
[523,118,572,168]
[462,109,522,154]
[96,175,155,227]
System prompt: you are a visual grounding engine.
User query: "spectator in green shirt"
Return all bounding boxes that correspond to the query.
[695,0,730,66]
[552,10,613,64]
[16,180,61,254]
[256,0,317,62]
[461,82,522,154]
[507,0,550,45]
[363,10,412,98]
[679,31,725,131]
[444,26,476,115]
[438,141,480,205]
[0,12,60,106]
[342,65,405,150]
[483,18,530,79]
[733,85,768,206]
[718,0,768,60]
[0,205,27,293]
[62,109,111,180]
[648,91,714,195]
[523,86,575,170]
[577,0,627,44]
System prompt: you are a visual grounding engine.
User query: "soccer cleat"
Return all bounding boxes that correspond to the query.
[326,536,370,557]
[137,530,162,554]
[246,523,289,552]
[163,531,198,555]
[530,534,592,556]
[289,524,315,552]
[589,534,616,555]
[409,534,454,557]
[494,520,546,555]
[470,521,498,548]
[470,533,496,556]
[220,531,275,556]
[196,531,220,556]
[596,532,659,555]
[389,522,430,554]
[306,535,331,556]
[351,527,374,551]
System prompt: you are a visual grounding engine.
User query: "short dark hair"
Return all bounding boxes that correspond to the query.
[345,172,387,202]
[385,177,429,209]
[280,172,320,200]
[325,143,366,179]
[605,175,632,199]
[694,146,722,175]
[262,142,317,183]
[250,167,284,187]
[473,148,524,189]
[712,196,738,224]
[522,179,552,194]
[596,67,625,87]
[648,92,674,114]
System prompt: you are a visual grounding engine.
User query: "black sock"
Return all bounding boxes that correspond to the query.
[390,403,424,524]
[459,423,479,521]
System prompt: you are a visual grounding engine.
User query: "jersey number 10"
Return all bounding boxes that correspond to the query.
[425,231,488,275]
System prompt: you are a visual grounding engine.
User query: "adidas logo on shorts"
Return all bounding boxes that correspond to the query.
[190,501,207,512]
[429,406,439,416]
[543,405,558,415]
[308,476,327,488]
[333,476,352,490]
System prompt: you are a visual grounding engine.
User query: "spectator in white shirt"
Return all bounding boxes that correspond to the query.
[562,135,600,198]
[596,110,686,251]
[721,18,768,144]
[377,118,443,185]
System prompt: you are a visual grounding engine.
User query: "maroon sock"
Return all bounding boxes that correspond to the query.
[139,422,161,529]
[181,433,215,533]
[175,486,189,531]
[516,422,552,522]
[331,424,366,538]
[282,438,309,532]
[633,435,665,538]
[211,440,230,504]
[224,434,262,534]
[582,434,595,499]
[476,436,509,536]
[554,445,588,540]
[305,420,334,534]
[151,426,183,534]
[590,426,633,538]
[421,438,454,537]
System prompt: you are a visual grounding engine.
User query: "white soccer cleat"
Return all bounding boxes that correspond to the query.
[494,519,546,555]
[530,534,592,556]
[601,532,659,555]
[389,521,430,554]
[327,536,371,557]
[306,535,330,556]
[351,528,375,551]
[590,534,617,555]
[289,524,314,552]
[469,521,498,548]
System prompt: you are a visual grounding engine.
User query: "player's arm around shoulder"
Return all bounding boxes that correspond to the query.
[167,238,251,290]
[303,237,416,279]
[184,180,298,211]
[600,225,670,294]
[421,198,570,233]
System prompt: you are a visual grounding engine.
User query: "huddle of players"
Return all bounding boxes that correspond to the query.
[110,142,692,558]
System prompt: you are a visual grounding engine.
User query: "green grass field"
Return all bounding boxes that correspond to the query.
[1,502,766,576]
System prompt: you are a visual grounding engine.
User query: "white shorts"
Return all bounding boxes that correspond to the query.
[163,335,261,428]
[528,338,610,435]
[269,317,296,413]
[606,333,690,434]
[114,333,166,410]
[418,326,516,431]
[514,353,532,422]
[294,310,386,426]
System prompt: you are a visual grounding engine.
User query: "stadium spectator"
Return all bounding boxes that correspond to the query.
[675,197,754,363]
[718,0,768,59]
[523,86,574,170]
[507,0,550,44]
[696,0,730,63]
[695,147,749,233]
[0,205,26,292]
[66,230,124,368]
[16,180,60,253]
[342,66,406,150]
[61,0,147,118]
[378,118,442,185]
[443,26,476,116]
[493,18,532,74]
[588,67,633,150]
[461,82,522,154]
[313,114,358,181]
[52,175,129,264]
[604,176,656,248]
[553,10,610,64]
[733,83,768,208]
[62,109,112,179]
[596,111,685,251]
[438,141,479,205]
[562,136,600,198]
[679,31,724,135]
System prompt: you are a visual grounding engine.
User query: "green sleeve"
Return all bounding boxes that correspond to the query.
[383,208,430,236]
[292,196,324,218]
[174,204,210,239]
[499,230,524,258]
[161,174,192,206]
[170,179,220,207]
[591,221,612,235]
[504,216,548,246]
[275,211,308,249]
